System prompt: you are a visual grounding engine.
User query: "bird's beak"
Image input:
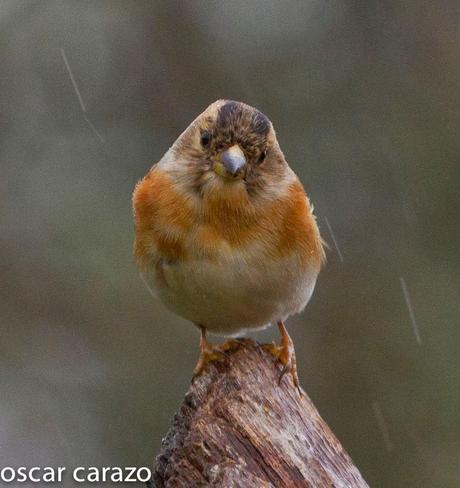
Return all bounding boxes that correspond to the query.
[213,145,246,179]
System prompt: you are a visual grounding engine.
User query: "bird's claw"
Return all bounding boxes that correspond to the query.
[193,347,225,379]
[192,332,232,380]
[265,323,303,395]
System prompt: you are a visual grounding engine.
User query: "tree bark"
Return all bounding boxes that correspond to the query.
[150,338,369,488]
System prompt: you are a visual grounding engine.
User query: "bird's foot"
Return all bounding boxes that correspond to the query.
[192,327,229,379]
[193,345,225,378]
[265,322,302,394]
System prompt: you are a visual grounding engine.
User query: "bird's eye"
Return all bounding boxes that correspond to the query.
[201,131,211,147]
[258,149,267,163]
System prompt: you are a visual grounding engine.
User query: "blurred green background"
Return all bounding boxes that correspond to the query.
[1,1,459,486]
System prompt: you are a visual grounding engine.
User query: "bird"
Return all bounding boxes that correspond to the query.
[132,100,325,388]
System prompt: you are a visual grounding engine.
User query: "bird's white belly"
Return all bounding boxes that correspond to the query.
[143,252,318,335]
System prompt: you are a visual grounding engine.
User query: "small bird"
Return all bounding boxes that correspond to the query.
[133,100,325,388]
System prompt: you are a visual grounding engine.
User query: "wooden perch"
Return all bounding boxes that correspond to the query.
[150,338,369,487]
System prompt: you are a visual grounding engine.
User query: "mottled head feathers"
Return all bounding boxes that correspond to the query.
[167,100,293,203]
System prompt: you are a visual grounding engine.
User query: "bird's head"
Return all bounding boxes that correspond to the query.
[166,100,294,204]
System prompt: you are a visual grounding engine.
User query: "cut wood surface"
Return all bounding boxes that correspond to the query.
[150,338,369,488]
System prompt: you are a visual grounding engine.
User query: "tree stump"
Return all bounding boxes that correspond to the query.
[150,338,369,487]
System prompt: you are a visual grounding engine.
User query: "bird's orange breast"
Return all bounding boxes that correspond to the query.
[133,167,324,269]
